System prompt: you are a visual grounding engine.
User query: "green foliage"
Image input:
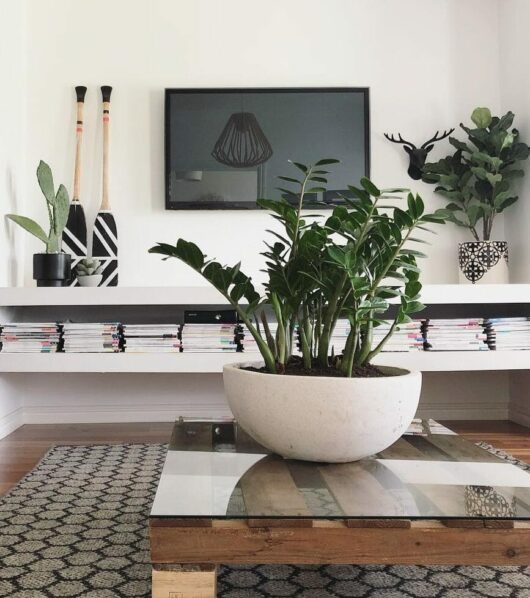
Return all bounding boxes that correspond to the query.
[150,161,446,376]
[423,107,529,241]
[6,161,70,253]
[76,257,103,277]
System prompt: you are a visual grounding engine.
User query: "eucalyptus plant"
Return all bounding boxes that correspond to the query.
[423,107,530,241]
[6,161,70,253]
[150,161,446,377]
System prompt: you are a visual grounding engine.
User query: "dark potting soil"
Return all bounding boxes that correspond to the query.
[242,357,390,378]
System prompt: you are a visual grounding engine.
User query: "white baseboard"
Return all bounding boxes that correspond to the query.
[509,406,530,428]
[0,407,24,439]
[23,404,233,425]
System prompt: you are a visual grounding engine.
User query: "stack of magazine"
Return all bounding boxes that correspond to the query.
[0,322,61,353]
[239,322,278,353]
[372,320,424,352]
[486,317,530,350]
[423,318,489,351]
[327,319,424,355]
[62,322,121,353]
[122,324,181,353]
[180,323,239,352]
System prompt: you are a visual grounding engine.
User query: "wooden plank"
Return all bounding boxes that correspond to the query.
[427,434,502,463]
[152,564,217,598]
[485,520,514,529]
[345,518,411,529]
[406,435,454,461]
[247,518,313,528]
[169,422,213,452]
[239,456,311,516]
[378,437,427,460]
[150,521,530,565]
[442,519,485,529]
[319,462,408,517]
[286,460,344,517]
[150,518,212,528]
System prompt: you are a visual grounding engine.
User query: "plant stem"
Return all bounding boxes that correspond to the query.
[317,272,348,367]
[365,316,399,363]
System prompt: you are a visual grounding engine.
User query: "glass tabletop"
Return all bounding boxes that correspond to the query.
[150,419,530,521]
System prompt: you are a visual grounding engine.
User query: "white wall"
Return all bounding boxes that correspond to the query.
[0,0,26,434]
[499,0,530,284]
[2,0,525,435]
[1,0,26,287]
[17,0,503,287]
[498,0,530,425]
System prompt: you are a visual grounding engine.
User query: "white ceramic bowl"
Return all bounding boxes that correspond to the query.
[223,362,422,463]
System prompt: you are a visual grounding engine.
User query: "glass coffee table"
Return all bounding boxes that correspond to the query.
[149,419,530,598]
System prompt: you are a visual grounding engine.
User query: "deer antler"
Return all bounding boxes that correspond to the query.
[421,128,455,149]
[384,133,416,150]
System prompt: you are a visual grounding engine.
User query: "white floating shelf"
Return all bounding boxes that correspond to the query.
[0,286,229,307]
[0,284,529,307]
[0,350,527,373]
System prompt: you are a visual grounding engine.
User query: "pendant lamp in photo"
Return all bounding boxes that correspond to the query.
[211,112,273,168]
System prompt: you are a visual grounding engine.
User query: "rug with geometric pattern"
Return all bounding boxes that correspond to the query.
[0,442,529,598]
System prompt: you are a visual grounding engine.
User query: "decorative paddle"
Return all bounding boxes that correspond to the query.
[92,85,118,286]
[63,86,88,286]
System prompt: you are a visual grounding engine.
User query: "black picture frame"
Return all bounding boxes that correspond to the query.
[164,87,371,210]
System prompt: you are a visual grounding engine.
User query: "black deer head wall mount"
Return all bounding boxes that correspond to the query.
[384,129,455,180]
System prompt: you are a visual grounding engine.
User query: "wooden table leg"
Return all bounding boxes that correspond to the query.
[152,564,217,598]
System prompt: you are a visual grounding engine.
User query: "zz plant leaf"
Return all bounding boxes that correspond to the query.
[150,161,446,377]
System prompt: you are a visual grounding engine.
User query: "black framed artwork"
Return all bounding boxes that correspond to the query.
[165,87,370,210]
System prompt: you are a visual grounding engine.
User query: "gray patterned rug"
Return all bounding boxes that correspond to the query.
[0,442,529,598]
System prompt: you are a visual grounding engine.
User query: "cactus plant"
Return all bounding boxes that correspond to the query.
[76,257,104,277]
[6,161,70,253]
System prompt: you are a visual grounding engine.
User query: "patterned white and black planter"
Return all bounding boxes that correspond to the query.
[458,241,509,284]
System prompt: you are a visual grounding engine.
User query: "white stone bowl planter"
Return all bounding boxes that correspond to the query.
[77,274,103,287]
[223,362,422,463]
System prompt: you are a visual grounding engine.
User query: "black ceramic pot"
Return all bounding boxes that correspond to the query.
[33,253,71,287]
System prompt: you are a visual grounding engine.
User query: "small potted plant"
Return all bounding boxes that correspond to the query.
[423,107,530,284]
[7,161,71,287]
[150,160,446,463]
[76,257,103,287]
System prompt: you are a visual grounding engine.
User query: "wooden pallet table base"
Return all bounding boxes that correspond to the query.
[150,518,530,596]
[152,564,217,598]
[149,420,530,597]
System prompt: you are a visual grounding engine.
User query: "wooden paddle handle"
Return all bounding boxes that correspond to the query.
[101,86,112,210]
[73,86,87,202]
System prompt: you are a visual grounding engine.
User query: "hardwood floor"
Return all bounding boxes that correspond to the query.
[0,420,528,497]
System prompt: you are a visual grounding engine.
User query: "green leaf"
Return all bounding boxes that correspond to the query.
[277,176,300,184]
[449,138,471,152]
[6,214,49,245]
[486,172,502,186]
[288,160,308,173]
[315,158,340,166]
[471,107,492,129]
[36,160,55,205]
[360,177,381,197]
[496,195,518,212]
[54,184,70,237]
[175,239,204,270]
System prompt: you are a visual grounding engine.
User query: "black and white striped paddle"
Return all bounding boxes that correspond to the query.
[92,85,118,286]
[63,86,88,285]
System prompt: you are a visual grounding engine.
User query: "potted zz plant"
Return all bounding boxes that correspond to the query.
[7,161,71,287]
[423,107,530,284]
[150,161,445,463]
